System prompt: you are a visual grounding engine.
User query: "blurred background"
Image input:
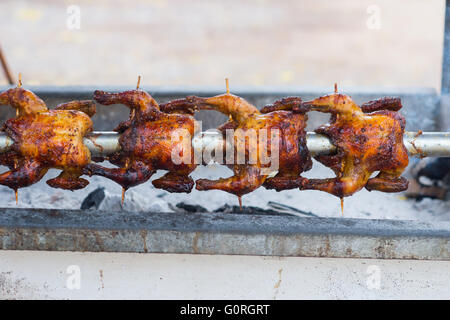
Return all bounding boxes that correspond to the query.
[0,0,446,89]
[0,0,448,219]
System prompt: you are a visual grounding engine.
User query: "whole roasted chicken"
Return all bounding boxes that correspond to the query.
[301,92,409,198]
[0,86,96,197]
[164,91,312,204]
[83,89,197,198]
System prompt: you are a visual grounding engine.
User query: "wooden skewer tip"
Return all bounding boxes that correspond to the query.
[121,187,126,206]
[136,75,141,90]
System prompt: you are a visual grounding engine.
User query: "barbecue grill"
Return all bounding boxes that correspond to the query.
[0,3,449,265]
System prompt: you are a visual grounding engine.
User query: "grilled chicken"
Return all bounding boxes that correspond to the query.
[83,89,197,197]
[0,86,96,194]
[301,93,409,197]
[164,93,312,202]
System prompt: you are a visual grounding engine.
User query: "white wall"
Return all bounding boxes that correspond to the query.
[0,250,449,299]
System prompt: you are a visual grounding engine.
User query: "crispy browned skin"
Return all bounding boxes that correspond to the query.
[300,93,409,197]
[0,87,95,191]
[163,94,311,197]
[83,89,197,193]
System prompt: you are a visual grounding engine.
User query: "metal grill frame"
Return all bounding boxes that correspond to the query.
[0,1,449,260]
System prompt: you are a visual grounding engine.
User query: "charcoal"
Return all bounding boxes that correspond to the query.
[175,202,208,213]
[81,187,106,210]
[417,158,450,183]
[213,204,291,216]
[267,201,319,217]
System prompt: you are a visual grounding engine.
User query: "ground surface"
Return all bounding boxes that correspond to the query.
[2,251,450,299]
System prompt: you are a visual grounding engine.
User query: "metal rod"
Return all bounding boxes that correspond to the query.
[0,131,449,158]
[403,132,450,157]
[83,131,121,157]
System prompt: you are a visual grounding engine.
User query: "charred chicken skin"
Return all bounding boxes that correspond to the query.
[0,87,96,192]
[301,93,409,197]
[83,89,197,194]
[162,93,312,200]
